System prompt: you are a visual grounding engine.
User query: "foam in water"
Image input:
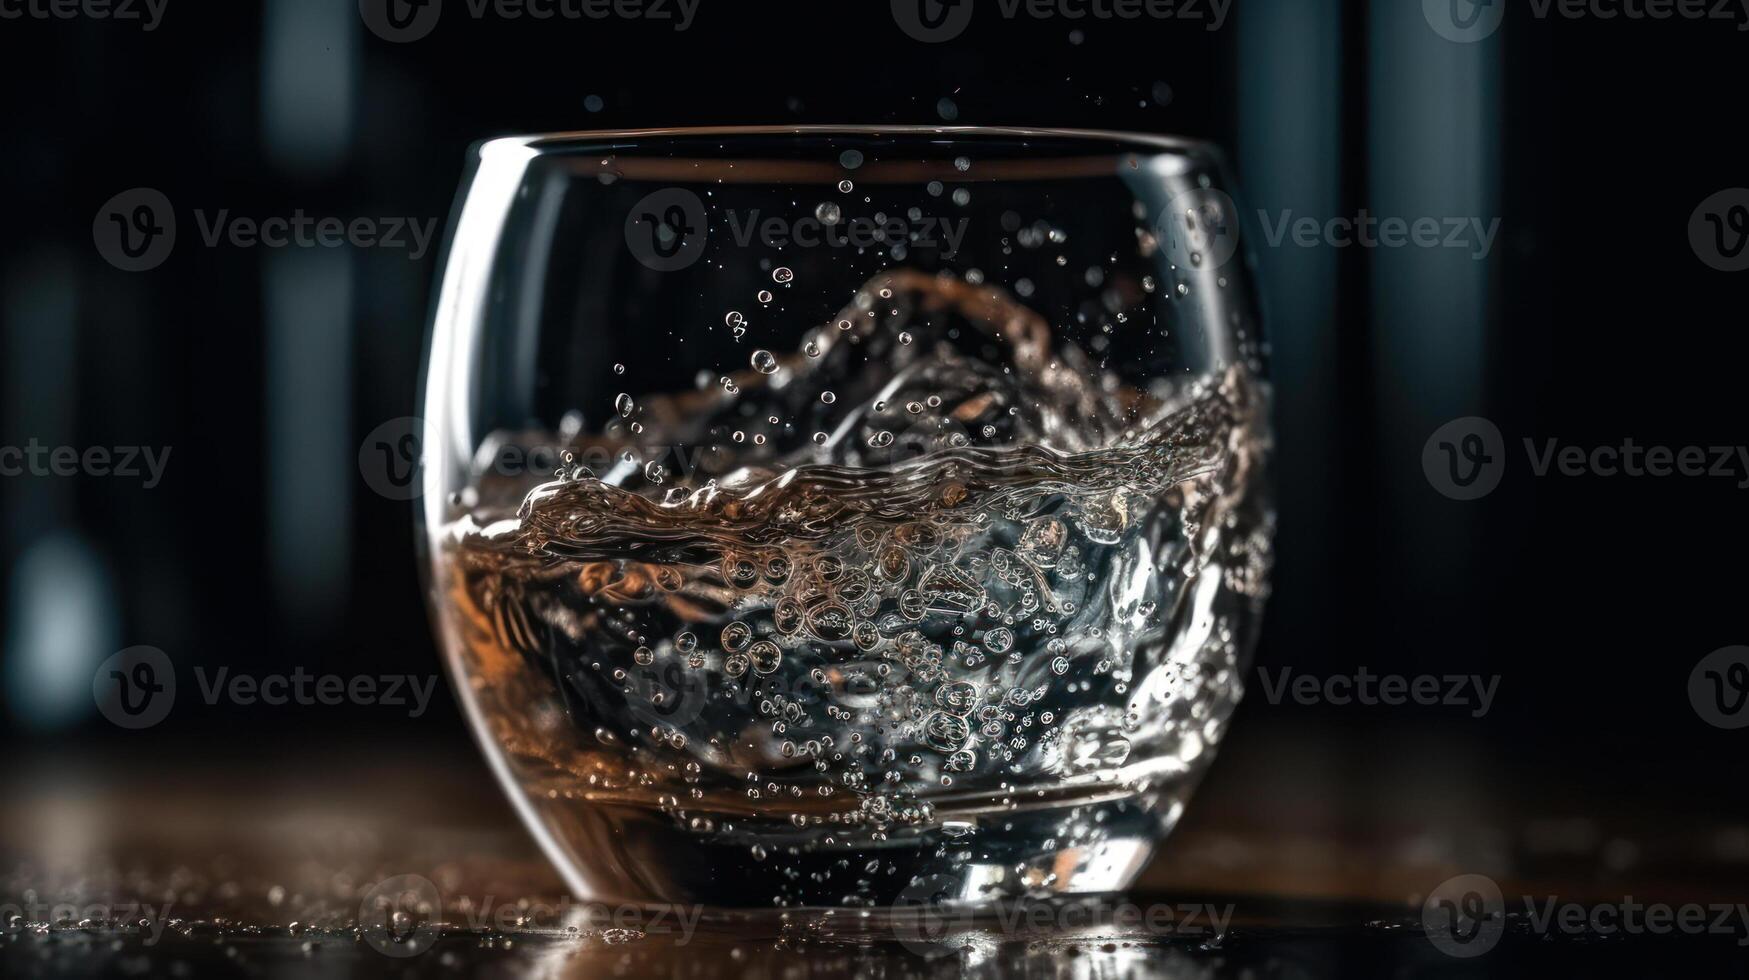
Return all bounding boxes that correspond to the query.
[432,270,1272,907]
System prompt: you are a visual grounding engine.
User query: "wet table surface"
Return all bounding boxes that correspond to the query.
[5,732,1746,978]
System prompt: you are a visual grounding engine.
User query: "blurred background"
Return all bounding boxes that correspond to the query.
[2,0,1746,918]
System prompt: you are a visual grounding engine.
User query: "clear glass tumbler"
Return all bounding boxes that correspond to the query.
[418,126,1273,909]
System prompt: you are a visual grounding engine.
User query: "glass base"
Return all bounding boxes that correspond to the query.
[521,785,1184,909]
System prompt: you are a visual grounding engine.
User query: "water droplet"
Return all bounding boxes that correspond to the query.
[838,179,854,193]
[773,267,794,284]
[898,332,913,346]
[923,711,971,752]
[936,681,979,715]
[748,640,782,675]
[613,363,625,375]
[804,341,822,357]
[615,393,634,417]
[725,311,745,328]
[820,391,836,405]
[721,621,753,653]
[757,290,774,304]
[751,350,779,374]
[633,646,655,666]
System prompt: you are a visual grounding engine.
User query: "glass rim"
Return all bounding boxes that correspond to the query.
[484,124,1220,156]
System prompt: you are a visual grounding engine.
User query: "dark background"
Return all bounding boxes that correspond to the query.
[2,0,1746,905]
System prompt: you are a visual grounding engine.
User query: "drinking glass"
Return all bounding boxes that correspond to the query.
[418,126,1273,909]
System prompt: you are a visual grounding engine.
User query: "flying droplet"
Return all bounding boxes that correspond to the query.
[615,393,634,417]
[773,267,795,284]
[751,350,779,374]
